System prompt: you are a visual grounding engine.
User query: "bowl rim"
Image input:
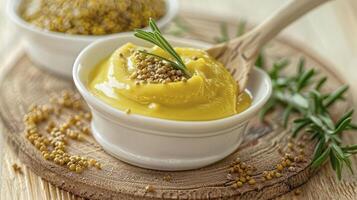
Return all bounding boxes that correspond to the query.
[72,35,272,133]
[6,0,179,42]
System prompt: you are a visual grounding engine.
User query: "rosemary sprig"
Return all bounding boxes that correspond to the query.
[134,18,191,76]
[260,58,357,180]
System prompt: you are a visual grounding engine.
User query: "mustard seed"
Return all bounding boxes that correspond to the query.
[276,164,284,171]
[95,162,102,169]
[75,166,83,173]
[125,108,131,114]
[12,164,22,174]
[294,188,302,195]
[288,167,296,172]
[145,185,155,193]
[69,164,76,171]
[163,175,172,182]
[281,160,288,167]
[248,179,256,185]
[236,181,243,188]
[239,177,247,183]
[44,153,50,160]
[265,174,272,180]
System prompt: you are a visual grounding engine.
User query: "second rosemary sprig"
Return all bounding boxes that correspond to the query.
[260,58,357,180]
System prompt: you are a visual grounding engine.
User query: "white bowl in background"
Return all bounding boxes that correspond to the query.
[73,35,272,171]
[7,0,178,78]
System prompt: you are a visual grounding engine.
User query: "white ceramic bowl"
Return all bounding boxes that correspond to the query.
[73,35,272,170]
[7,0,178,78]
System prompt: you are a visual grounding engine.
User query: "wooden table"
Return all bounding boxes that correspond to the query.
[1,1,357,199]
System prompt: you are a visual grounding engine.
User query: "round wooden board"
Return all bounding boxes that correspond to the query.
[0,14,352,200]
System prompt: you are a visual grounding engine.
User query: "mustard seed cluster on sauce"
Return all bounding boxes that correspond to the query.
[21,0,166,35]
[23,90,101,173]
[129,51,188,84]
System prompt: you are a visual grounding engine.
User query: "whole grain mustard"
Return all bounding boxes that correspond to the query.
[21,0,166,35]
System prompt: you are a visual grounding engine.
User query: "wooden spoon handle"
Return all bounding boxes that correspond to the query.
[250,0,331,50]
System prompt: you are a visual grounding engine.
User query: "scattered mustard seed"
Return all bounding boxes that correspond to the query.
[12,163,22,174]
[23,90,100,174]
[236,181,243,188]
[163,175,172,182]
[294,188,302,196]
[145,185,155,193]
[125,108,131,114]
[248,179,256,185]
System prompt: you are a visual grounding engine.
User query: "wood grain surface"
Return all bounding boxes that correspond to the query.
[1,14,357,200]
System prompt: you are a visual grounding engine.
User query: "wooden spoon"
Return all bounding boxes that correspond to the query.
[206,0,331,92]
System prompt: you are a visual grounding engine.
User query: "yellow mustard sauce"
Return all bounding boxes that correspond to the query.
[88,43,252,121]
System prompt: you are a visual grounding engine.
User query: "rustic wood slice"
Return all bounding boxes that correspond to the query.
[0,14,352,200]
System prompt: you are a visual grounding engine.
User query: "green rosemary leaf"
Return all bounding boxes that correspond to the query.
[290,93,309,109]
[310,130,322,141]
[335,110,354,128]
[153,32,185,67]
[134,30,157,45]
[297,57,305,74]
[275,77,289,87]
[315,76,327,91]
[344,157,354,174]
[318,113,335,130]
[332,143,346,160]
[270,59,290,79]
[330,134,343,144]
[312,139,326,161]
[324,85,349,107]
[345,149,357,154]
[282,105,292,127]
[335,154,342,180]
[342,144,357,151]
[297,68,315,91]
[334,117,352,135]
[292,120,310,137]
[309,90,324,114]
[330,151,338,171]
[347,123,357,130]
[149,19,161,33]
[312,147,330,168]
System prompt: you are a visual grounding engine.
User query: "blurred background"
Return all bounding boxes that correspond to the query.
[1,0,357,94]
